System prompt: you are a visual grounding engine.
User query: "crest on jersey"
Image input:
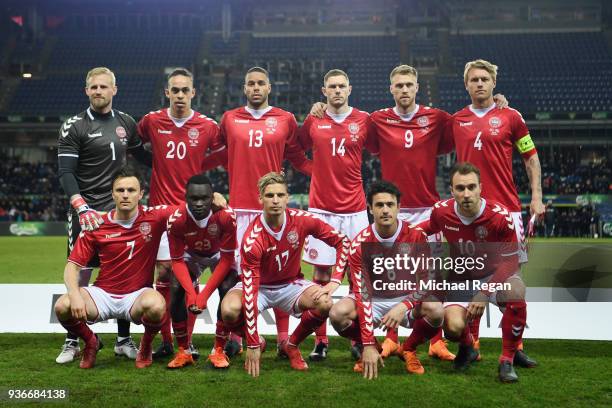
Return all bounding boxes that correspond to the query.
[188,128,200,146]
[139,222,152,241]
[417,116,429,127]
[475,225,488,240]
[116,126,127,144]
[348,122,360,134]
[265,117,278,134]
[308,248,318,259]
[287,230,299,246]
[488,117,502,128]
[397,243,411,254]
[207,223,219,237]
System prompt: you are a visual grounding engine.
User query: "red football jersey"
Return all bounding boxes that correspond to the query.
[240,208,350,347]
[423,198,519,282]
[450,106,536,212]
[368,106,452,209]
[298,108,370,213]
[137,109,224,206]
[349,221,428,346]
[167,203,237,259]
[219,107,310,211]
[68,205,177,294]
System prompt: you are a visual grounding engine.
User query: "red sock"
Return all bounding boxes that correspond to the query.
[500,301,527,363]
[469,314,481,343]
[172,320,189,349]
[187,312,197,344]
[338,320,361,343]
[274,308,290,343]
[60,318,95,345]
[156,281,172,344]
[429,328,443,345]
[385,328,399,343]
[289,309,325,346]
[224,317,245,338]
[459,325,474,346]
[214,321,229,349]
[141,316,163,347]
[312,279,329,344]
[403,318,440,352]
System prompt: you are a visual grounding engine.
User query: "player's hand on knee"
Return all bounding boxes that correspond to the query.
[244,347,261,377]
[466,292,488,320]
[362,346,384,380]
[68,293,87,321]
[310,285,326,302]
[380,302,408,330]
[321,281,340,296]
[310,102,327,119]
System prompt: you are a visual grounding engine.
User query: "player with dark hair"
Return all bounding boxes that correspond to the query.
[329,180,444,379]
[203,67,311,357]
[56,67,151,363]
[297,69,373,361]
[137,67,226,360]
[420,162,528,382]
[54,166,175,369]
[165,173,238,369]
[220,172,350,377]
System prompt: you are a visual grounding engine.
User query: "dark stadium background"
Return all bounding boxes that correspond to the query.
[0,0,610,237]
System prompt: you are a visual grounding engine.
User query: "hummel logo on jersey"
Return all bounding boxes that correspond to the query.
[386,119,400,124]
[158,129,172,134]
[105,232,121,238]
[445,225,460,231]
[88,132,103,138]
[185,232,198,236]
[235,119,250,124]
[317,125,332,129]
[459,122,473,127]
[266,246,277,252]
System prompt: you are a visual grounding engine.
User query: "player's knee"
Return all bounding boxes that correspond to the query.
[54,294,70,318]
[221,293,242,323]
[421,302,444,325]
[444,318,465,341]
[329,303,350,329]
[140,291,166,319]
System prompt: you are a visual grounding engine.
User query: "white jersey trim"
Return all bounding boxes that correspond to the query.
[454,198,487,225]
[325,107,353,124]
[393,104,420,122]
[245,106,273,119]
[187,207,212,228]
[308,208,367,217]
[371,219,403,243]
[259,213,287,242]
[468,104,496,118]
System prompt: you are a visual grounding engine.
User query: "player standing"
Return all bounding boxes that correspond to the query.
[329,181,444,379]
[54,166,174,369]
[137,68,225,359]
[203,67,311,356]
[450,59,543,366]
[166,174,238,369]
[421,162,528,382]
[220,172,350,376]
[56,67,150,363]
[298,69,372,360]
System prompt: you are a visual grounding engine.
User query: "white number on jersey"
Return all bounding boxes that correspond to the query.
[126,240,136,259]
[331,137,346,156]
[404,130,414,149]
[166,141,187,159]
[275,250,289,271]
[458,238,476,256]
[473,131,483,151]
[249,129,263,147]
[109,142,116,160]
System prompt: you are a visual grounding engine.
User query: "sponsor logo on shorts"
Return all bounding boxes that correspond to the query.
[308,248,318,259]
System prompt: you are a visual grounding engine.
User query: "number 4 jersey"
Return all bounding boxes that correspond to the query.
[137,109,224,206]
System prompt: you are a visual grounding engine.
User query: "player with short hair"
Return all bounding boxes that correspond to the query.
[56,66,151,363]
[220,172,350,377]
[449,59,542,366]
[137,67,226,359]
[421,162,528,382]
[203,67,312,357]
[165,173,238,369]
[329,180,444,379]
[54,166,175,369]
[298,69,372,360]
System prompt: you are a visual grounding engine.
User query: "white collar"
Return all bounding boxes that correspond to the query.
[187,206,212,228]
[167,108,194,128]
[372,219,403,243]
[259,212,286,242]
[468,103,496,118]
[108,208,139,229]
[87,107,115,120]
[245,106,273,119]
[393,105,419,122]
[325,107,352,124]
[454,199,486,225]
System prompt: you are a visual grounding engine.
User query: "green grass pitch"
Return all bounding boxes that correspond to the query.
[1,237,611,406]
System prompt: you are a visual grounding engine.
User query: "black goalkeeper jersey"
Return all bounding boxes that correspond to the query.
[57,107,141,210]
